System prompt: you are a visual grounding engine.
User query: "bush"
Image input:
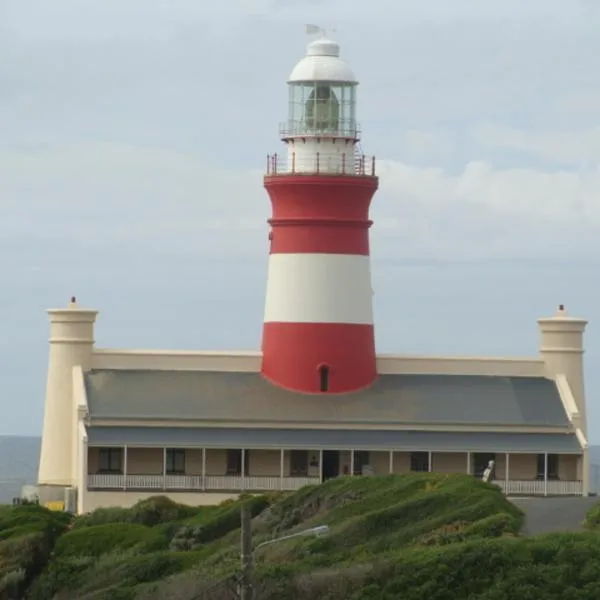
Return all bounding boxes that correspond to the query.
[171,495,272,551]
[73,496,199,529]
[53,523,169,558]
[585,501,600,529]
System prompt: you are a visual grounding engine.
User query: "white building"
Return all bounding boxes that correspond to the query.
[34,36,591,514]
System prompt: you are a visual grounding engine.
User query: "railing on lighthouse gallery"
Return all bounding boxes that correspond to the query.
[265,152,377,177]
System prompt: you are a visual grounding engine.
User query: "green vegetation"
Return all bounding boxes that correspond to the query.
[1,475,600,598]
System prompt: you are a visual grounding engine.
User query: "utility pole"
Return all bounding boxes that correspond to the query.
[240,505,254,600]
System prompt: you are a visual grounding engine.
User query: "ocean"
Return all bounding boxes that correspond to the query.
[0,436,40,503]
[0,436,598,503]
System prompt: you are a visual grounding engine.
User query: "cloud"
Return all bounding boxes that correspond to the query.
[471,123,600,166]
[0,142,598,267]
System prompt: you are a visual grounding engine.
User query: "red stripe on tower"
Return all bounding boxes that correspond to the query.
[261,36,379,394]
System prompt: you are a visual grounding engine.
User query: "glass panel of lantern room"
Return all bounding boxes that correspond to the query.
[304,83,341,134]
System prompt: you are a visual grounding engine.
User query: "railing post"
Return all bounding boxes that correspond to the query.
[123,445,128,491]
[292,152,296,173]
[316,152,320,173]
[241,449,246,492]
[341,153,346,174]
[371,156,376,176]
[162,447,167,491]
[319,449,323,483]
[361,154,365,175]
[266,154,270,175]
[273,153,278,175]
[202,448,206,491]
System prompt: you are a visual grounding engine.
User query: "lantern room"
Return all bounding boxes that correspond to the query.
[284,39,359,140]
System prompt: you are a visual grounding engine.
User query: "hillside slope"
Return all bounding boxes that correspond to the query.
[1,474,600,599]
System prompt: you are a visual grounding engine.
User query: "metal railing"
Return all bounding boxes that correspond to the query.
[279,120,361,139]
[265,152,376,177]
[87,474,320,492]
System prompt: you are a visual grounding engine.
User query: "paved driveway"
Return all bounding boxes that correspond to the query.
[509,496,598,535]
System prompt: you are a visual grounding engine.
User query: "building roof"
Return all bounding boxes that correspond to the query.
[84,369,570,428]
[86,426,581,453]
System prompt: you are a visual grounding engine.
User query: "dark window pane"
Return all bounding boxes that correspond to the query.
[290,450,309,476]
[410,452,429,472]
[353,451,370,475]
[166,449,186,474]
[98,448,122,474]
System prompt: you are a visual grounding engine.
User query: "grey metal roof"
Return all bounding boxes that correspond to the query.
[84,369,570,427]
[86,426,582,453]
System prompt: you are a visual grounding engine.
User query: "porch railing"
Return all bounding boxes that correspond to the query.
[494,479,583,496]
[87,474,320,492]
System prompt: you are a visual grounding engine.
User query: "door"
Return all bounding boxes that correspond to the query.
[322,450,340,480]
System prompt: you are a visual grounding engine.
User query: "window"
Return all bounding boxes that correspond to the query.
[166,449,186,475]
[537,454,559,480]
[319,365,330,392]
[410,452,429,472]
[353,451,370,475]
[98,448,122,474]
[290,450,309,476]
[473,453,496,478]
[226,449,250,476]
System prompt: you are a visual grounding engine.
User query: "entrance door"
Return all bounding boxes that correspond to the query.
[322,450,340,480]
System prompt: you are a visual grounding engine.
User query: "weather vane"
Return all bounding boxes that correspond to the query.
[305,24,337,38]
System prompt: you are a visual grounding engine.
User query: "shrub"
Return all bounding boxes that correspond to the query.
[171,496,272,551]
[73,496,199,529]
[53,523,169,558]
[585,501,600,529]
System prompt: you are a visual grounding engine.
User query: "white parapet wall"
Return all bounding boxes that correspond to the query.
[92,349,262,372]
[91,348,547,378]
[376,355,546,377]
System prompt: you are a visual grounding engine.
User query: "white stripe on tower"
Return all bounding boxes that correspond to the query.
[263,254,373,324]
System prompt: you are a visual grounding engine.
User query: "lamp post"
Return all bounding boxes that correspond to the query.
[240,505,329,600]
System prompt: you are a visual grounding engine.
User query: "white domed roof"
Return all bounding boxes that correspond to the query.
[288,39,357,84]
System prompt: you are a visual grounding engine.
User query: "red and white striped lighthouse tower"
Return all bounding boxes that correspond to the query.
[261,35,379,394]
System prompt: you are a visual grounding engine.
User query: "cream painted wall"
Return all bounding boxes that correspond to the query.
[91,347,550,379]
[86,447,580,481]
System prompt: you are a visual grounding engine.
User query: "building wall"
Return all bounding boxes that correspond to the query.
[87,447,580,480]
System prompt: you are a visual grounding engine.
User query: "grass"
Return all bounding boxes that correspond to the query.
[2,474,600,598]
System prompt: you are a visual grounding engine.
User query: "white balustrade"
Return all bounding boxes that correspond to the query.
[87,474,320,492]
[494,479,583,496]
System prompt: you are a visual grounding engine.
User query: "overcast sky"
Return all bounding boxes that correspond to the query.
[1,0,599,443]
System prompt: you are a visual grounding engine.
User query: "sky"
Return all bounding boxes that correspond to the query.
[1,0,599,441]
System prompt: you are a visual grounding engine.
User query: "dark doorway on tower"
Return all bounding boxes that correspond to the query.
[319,364,330,392]
[322,450,340,480]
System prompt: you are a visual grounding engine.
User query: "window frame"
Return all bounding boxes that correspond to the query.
[290,450,309,476]
[536,453,560,480]
[226,449,250,476]
[410,451,429,473]
[98,448,123,474]
[166,449,186,475]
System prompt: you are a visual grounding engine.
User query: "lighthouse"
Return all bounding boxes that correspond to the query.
[261,36,379,394]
